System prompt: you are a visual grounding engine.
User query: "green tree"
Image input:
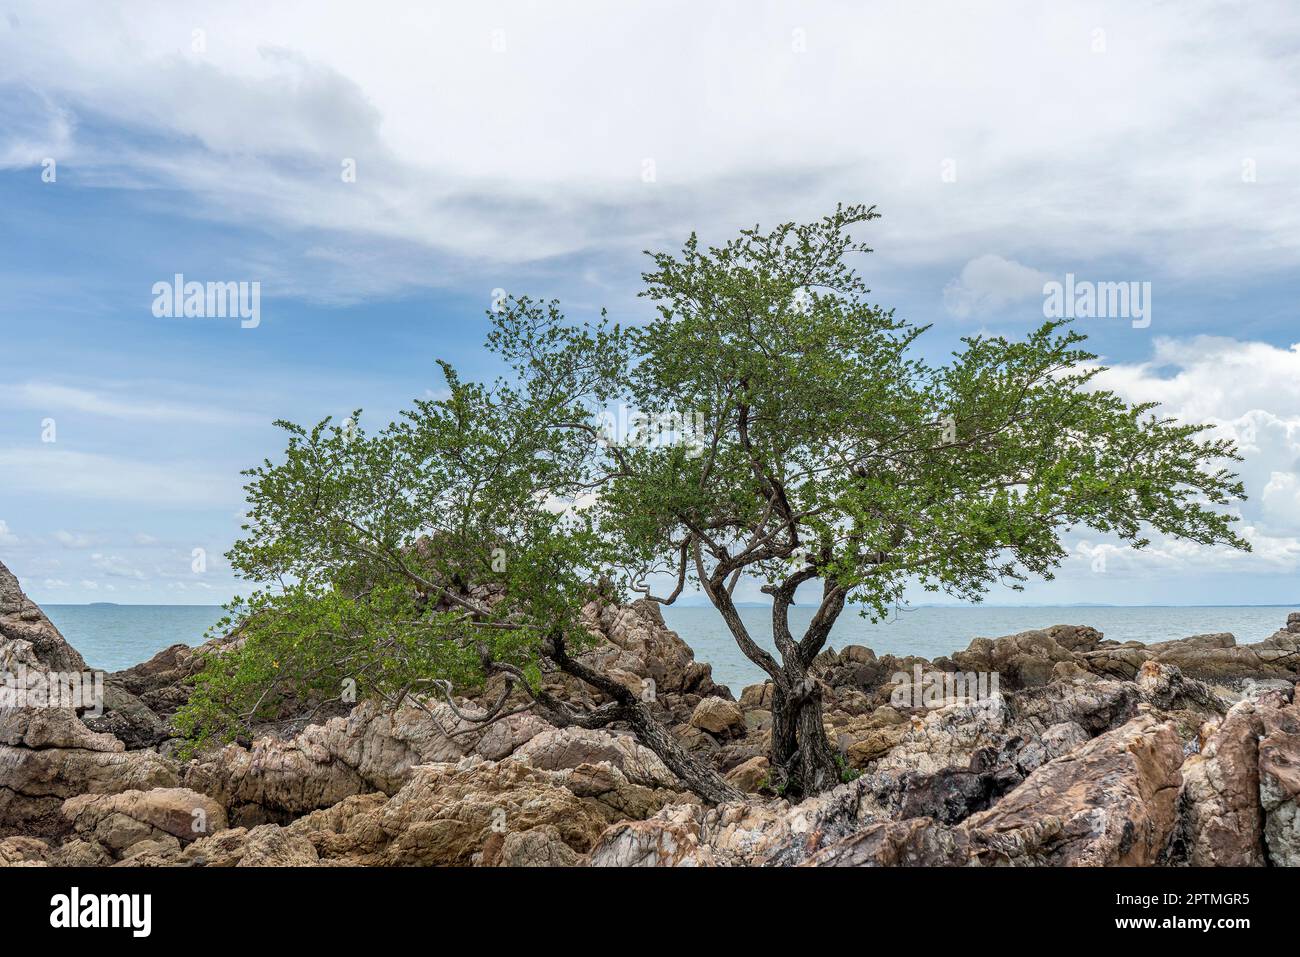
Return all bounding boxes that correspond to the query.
[598,203,1248,797]
[181,203,1248,806]
[176,300,743,803]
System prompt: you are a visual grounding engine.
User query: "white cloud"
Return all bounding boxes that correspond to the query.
[1,1,1298,297]
[54,529,105,549]
[0,382,250,425]
[943,254,1052,318]
[42,578,69,588]
[79,579,98,590]
[1068,337,1300,573]
[89,553,147,580]
[133,532,160,545]
[0,520,18,545]
[0,449,238,507]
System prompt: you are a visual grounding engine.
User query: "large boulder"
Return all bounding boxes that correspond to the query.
[62,787,227,858]
[1177,701,1267,866]
[960,715,1183,865]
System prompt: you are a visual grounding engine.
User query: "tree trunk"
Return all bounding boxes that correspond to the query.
[545,640,743,805]
[766,674,842,799]
[624,700,744,805]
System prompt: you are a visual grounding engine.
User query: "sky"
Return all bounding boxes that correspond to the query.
[0,0,1298,608]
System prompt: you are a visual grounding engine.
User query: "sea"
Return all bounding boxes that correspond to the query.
[41,603,1297,692]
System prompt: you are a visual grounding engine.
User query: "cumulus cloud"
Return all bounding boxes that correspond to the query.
[943,254,1051,318]
[1069,337,1300,574]
[0,520,18,545]
[1,1,1298,299]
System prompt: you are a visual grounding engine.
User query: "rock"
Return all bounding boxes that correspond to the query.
[689,697,745,737]
[804,817,968,867]
[495,825,581,867]
[949,627,1097,690]
[961,715,1183,866]
[1177,700,1266,866]
[181,823,320,867]
[62,788,227,856]
[1083,627,1300,684]
[0,709,179,835]
[1258,695,1300,865]
[739,682,774,710]
[0,835,49,865]
[725,756,770,793]
[0,560,87,672]
[83,684,166,750]
[48,838,112,867]
[511,726,677,788]
[587,815,715,866]
[1134,661,1227,716]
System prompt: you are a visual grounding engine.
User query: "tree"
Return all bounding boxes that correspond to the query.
[176,299,742,803]
[598,203,1248,798]
[180,203,1248,807]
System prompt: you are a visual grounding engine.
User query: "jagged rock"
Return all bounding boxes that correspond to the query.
[1177,700,1266,866]
[947,626,1101,690]
[739,682,774,710]
[0,835,49,865]
[1258,693,1300,865]
[1083,629,1300,684]
[689,697,745,737]
[115,834,182,866]
[62,788,227,857]
[48,838,112,866]
[587,815,715,866]
[182,730,371,825]
[83,684,167,750]
[500,825,581,866]
[870,696,1012,776]
[0,561,87,672]
[960,715,1183,865]
[183,824,320,867]
[0,708,179,835]
[803,817,969,866]
[510,726,676,788]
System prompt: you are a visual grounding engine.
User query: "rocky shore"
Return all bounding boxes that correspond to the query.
[2,559,1298,867]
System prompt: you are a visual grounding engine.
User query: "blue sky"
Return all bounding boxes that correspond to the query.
[1,1,1299,607]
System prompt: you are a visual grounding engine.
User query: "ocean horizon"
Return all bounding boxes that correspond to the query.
[42,601,1298,692]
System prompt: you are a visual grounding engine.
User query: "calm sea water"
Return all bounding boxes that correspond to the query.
[661,604,1297,692]
[44,605,227,672]
[41,603,1296,690]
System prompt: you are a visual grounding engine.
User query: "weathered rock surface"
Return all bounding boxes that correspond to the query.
[5,555,1300,869]
[0,562,87,672]
[1258,691,1300,865]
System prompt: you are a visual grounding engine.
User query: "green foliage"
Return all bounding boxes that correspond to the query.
[599,203,1247,629]
[177,300,633,750]
[179,204,1250,754]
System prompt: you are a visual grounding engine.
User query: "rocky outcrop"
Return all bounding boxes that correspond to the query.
[0,562,86,673]
[5,554,1300,869]
[62,787,227,860]
[0,707,178,837]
